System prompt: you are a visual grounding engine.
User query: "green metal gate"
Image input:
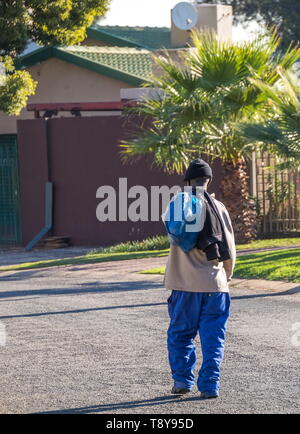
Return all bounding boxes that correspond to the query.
[0,135,21,245]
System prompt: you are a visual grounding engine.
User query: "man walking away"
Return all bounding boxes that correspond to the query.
[164,158,236,399]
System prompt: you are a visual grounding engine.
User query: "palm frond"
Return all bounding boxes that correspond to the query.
[121,28,300,172]
[241,67,300,164]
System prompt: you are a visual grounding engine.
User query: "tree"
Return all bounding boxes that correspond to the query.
[241,66,300,170]
[0,0,111,115]
[205,0,300,49]
[0,55,37,115]
[121,31,300,243]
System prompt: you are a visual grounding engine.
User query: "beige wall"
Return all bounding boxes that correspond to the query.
[0,57,133,134]
[151,48,191,77]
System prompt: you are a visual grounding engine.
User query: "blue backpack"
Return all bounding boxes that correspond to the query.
[162,191,206,253]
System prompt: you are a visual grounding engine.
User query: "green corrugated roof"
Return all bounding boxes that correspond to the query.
[88,25,175,50]
[17,45,154,85]
[16,25,185,85]
[63,45,153,80]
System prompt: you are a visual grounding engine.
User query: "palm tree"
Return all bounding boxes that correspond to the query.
[121,30,300,243]
[240,67,300,233]
[241,66,300,170]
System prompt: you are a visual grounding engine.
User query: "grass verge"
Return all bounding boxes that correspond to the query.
[139,248,300,283]
[236,237,300,250]
[1,236,300,274]
[89,236,300,253]
[0,249,169,272]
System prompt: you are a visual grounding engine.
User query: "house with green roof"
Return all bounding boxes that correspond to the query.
[0,4,236,247]
[0,23,187,246]
[0,22,193,246]
[0,24,190,135]
[0,1,234,133]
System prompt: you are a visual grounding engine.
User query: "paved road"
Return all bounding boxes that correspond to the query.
[0,246,93,266]
[0,261,299,414]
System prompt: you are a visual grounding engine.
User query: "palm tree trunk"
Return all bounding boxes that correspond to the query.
[218,158,258,243]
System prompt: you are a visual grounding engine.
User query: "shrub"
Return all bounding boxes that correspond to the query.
[86,235,169,255]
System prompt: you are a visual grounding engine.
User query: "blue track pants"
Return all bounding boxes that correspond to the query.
[167,290,230,395]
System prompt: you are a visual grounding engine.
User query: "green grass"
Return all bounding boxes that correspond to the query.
[91,236,300,253]
[139,248,300,283]
[233,248,300,282]
[236,237,300,250]
[88,235,170,254]
[0,249,169,272]
[141,267,166,275]
[1,235,300,274]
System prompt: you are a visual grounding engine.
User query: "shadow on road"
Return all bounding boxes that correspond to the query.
[1,286,299,320]
[0,269,46,282]
[37,394,204,414]
[0,280,163,299]
[0,301,167,320]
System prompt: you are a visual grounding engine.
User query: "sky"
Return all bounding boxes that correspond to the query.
[99,0,261,42]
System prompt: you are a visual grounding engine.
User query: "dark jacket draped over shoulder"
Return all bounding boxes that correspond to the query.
[195,190,231,262]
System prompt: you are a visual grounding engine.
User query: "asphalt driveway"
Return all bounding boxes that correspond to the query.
[0,260,299,414]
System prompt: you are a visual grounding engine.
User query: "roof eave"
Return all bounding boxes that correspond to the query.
[16,46,150,86]
[15,46,54,69]
[87,27,149,50]
[54,48,149,86]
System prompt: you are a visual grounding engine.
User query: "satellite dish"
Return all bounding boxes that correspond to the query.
[172,2,199,31]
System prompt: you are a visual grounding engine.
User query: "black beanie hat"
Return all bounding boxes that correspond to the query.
[183,158,213,184]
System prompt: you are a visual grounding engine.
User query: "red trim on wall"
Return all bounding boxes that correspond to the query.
[27,101,137,118]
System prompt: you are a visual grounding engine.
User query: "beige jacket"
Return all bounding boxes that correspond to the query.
[164,194,236,293]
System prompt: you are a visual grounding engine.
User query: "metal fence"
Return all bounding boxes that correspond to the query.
[253,151,300,235]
